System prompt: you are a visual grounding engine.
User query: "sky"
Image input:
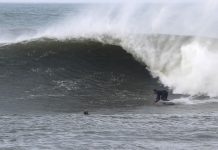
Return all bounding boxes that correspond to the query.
[0,0,204,3]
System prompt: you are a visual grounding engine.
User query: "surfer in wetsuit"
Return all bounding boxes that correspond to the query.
[153,89,169,103]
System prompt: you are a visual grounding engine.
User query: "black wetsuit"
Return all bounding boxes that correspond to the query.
[154,90,168,103]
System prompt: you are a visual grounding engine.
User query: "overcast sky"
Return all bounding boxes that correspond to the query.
[0,0,204,3]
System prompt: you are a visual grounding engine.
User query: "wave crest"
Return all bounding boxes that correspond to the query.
[2,2,218,97]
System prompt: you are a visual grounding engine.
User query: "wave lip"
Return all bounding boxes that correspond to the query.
[2,2,218,97]
[2,32,218,97]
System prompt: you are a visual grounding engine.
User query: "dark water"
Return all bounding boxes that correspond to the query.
[0,40,161,113]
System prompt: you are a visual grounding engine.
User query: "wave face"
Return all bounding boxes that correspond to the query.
[0,40,160,112]
[1,2,218,97]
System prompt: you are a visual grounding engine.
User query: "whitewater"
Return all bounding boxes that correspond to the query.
[1,2,218,97]
[1,2,218,150]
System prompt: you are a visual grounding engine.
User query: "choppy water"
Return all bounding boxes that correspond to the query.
[1,111,218,150]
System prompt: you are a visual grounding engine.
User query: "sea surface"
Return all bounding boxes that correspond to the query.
[0,3,218,150]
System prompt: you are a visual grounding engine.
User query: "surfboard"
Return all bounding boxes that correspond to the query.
[159,100,175,105]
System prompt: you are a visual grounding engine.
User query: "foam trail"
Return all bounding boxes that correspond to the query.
[172,97,218,105]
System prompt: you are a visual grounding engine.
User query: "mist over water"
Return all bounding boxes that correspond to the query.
[47,1,218,97]
[1,1,218,97]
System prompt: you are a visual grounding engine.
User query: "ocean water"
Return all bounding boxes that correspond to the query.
[1,3,218,150]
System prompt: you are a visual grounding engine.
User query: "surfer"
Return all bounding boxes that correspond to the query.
[153,89,169,103]
[84,110,89,115]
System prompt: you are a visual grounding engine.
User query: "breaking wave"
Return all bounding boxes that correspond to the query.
[1,2,218,97]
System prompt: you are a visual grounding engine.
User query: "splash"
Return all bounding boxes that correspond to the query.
[172,97,218,105]
[1,1,218,97]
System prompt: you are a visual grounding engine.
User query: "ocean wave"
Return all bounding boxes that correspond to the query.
[1,34,218,97]
[1,1,218,97]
